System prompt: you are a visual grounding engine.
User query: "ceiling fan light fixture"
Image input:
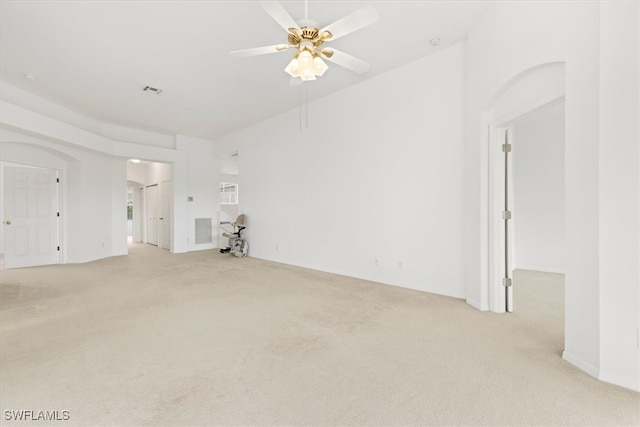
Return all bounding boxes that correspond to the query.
[285,47,326,81]
[298,48,313,66]
[284,55,301,77]
[313,55,328,76]
[234,2,377,81]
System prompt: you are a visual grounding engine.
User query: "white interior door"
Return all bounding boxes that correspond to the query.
[159,181,171,250]
[2,165,60,269]
[146,184,159,246]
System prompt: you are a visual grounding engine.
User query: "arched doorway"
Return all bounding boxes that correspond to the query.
[0,141,77,269]
[480,62,566,313]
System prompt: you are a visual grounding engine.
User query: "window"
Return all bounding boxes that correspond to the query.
[220,182,238,205]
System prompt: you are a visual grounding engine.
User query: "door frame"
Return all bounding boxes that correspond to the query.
[127,180,144,243]
[145,183,159,246]
[158,180,171,250]
[483,96,565,312]
[488,125,515,313]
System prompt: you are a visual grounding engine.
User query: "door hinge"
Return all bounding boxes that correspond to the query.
[502,277,512,287]
[502,143,512,153]
[502,210,512,220]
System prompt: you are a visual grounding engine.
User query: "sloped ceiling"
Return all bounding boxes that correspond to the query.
[0,1,493,140]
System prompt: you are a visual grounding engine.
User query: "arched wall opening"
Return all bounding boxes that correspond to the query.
[0,138,81,267]
[478,62,566,313]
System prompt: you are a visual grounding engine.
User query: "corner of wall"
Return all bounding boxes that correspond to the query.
[562,350,600,380]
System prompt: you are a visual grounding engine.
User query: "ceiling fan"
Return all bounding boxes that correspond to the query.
[230,1,378,82]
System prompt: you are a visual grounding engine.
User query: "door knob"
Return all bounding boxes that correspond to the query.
[3,220,11,225]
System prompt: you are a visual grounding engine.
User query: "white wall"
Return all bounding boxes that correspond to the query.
[126,161,171,187]
[597,0,640,390]
[466,1,639,391]
[219,173,239,247]
[146,161,172,185]
[218,43,467,298]
[0,95,194,254]
[1,0,636,392]
[0,130,126,263]
[0,82,175,149]
[177,135,220,251]
[220,155,239,175]
[512,103,565,273]
[126,162,146,185]
[219,173,239,222]
[110,159,127,257]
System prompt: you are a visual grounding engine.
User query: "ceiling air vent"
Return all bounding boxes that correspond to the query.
[142,86,162,94]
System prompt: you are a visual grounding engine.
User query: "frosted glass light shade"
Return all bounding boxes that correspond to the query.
[298,49,313,66]
[284,57,300,77]
[284,48,328,81]
[313,56,328,76]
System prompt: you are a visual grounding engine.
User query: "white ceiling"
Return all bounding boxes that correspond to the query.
[0,1,493,140]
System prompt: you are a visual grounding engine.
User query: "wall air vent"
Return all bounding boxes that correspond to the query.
[142,86,163,94]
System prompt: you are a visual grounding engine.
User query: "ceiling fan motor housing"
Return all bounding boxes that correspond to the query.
[288,26,332,51]
[301,27,318,40]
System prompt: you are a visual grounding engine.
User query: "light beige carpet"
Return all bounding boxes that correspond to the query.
[1,244,638,426]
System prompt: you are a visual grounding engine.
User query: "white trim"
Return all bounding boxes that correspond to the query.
[476,62,566,313]
[482,96,566,313]
[562,350,600,379]
[599,369,640,392]
[466,297,487,311]
[488,125,509,313]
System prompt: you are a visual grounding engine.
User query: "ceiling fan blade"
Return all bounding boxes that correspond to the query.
[320,5,378,41]
[230,44,290,58]
[321,48,370,74]
[262,1,300,33]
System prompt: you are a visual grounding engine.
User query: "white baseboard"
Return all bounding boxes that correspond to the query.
[562,350,600,379]
[599,368,640,392]
[563,351,640,392]
[466,298,487,311]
